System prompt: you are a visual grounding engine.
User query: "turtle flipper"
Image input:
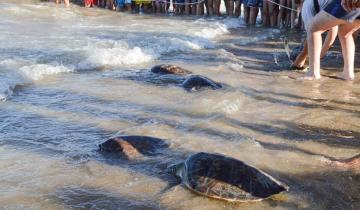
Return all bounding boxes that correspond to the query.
[157,177,181,195]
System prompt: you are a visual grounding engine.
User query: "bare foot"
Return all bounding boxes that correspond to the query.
[296,70,322,80]
[296,73,321,80]
[323,155,360,169]
[325,159,347,167]
[290,64,308,72]
[336,72,354,81]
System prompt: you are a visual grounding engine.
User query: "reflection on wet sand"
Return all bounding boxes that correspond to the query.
[0,1,359,210]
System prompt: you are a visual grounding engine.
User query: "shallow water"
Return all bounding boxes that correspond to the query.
[0,1,360,209]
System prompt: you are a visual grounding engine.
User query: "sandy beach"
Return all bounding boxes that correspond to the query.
[0,1,359,209]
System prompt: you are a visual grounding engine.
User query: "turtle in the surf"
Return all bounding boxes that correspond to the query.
[99,136,169,160]
[182,75,222,91]
[167,152,288,202]
[151,64,192,75]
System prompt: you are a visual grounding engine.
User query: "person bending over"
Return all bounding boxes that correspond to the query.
[305,0,360,80]
[293,0,339,69]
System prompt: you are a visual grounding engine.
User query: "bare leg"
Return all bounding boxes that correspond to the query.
[191,1,197,14]
[208,0,214,16]
[293,40,308,68]
[155,1,160,13]
[243,5,249,24]
[126,3,131,12]
[228,0,234,17]
[196,2,202,15]
[185,0,190,14]
[306,11,345,80]
[260,5,264,25]
[295,1,303,28]
[262,0,269,26]
[291,0,296,28]
[234,0,241,17]
[320,26,338,58]
[224,0,229,16]
[206,0,214,16]
[285,0,291,27]
[249,7,258,25]
[337,20,360,80]
[272,3,279,27]
[216,0,221,15]
[204,0,209,16]
[278,0,285,28]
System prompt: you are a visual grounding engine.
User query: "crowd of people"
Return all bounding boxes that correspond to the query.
[73,0,306,28]
[55,0,360,80]
[54,0,360,80]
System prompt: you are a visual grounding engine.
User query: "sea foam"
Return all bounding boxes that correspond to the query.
[0,59,73,101]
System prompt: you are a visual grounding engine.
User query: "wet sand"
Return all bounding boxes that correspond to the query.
[0,1,359,210]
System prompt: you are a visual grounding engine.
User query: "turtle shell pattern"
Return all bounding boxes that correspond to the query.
[151,64,192,75]
[99,136,169,159]
[182,152,288,202]
[181,75,222,91]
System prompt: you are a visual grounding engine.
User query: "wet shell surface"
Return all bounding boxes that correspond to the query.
[151,64,192,75]
[99,136,169,159]
[175,152,288,202]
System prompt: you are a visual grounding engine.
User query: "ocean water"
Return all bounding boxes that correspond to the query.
[0,1,359,210]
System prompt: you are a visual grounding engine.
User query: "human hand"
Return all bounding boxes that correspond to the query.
[341,0,360,11]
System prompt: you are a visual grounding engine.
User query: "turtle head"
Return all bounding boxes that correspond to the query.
[166,163,185,178]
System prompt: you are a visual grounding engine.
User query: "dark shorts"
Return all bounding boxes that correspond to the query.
[176,0,185,3]
[324,0,360,22]
[244,0,262,8]
[224,0,243,2]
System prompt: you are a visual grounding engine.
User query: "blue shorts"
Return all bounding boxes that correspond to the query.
[244,0,262,8]
[116,0,125,6]
[176,0,184,3]
[324,0,360,22]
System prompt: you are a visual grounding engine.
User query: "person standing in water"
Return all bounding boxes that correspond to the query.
[85,0,97,7]
[224,0,235,16]
[56,0,70,7]
[263,0,279,27]
[305,0,360,80]
[292,0,338,70]
[234,0,243,18]
[205,0,214,16]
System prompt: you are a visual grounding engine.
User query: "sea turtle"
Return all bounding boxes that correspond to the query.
[182,75,222,91]
[151,64,192,75]
[167,152,288,202]
[99,136,169,160]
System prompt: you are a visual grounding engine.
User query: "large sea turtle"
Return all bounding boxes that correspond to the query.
[99,136,169,160]
[151,64,192,75]
[182,75,222,91]
[167,152,288,202]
